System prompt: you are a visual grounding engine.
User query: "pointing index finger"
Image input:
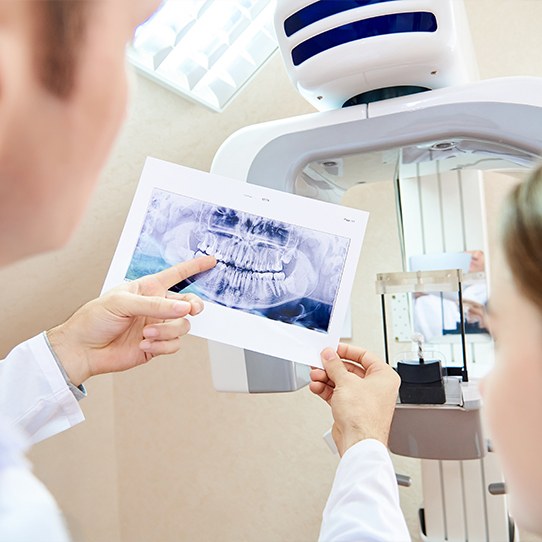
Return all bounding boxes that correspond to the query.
[153,255,217,290]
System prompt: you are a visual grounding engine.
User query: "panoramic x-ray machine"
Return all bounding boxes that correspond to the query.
[208,1,542,540]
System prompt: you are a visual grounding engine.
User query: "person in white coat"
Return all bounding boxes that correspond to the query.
[0,3,408,537]
[0,1,215,539]
[0,256,214,541]
[310,166,542,540]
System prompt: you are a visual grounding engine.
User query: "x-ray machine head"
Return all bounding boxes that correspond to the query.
[209,77,542,392]
[207,0,542,398]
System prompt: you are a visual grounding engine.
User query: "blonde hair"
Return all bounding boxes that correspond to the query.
[501,165,542,311]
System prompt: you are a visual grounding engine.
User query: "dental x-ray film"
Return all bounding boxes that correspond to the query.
[103,157,369,368]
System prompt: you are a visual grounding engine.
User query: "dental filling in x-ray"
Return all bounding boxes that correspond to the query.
[126,189,349,332]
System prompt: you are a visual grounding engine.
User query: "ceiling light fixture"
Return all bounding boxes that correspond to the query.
[128,0,277,112]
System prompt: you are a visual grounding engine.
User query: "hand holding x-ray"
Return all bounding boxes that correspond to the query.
[47,255,216,386]
[309,344,401,456]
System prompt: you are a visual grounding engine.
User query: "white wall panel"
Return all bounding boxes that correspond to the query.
[441,461,467,542]
[419,171,445,254]
[459,170,486,250]
[462,460,488,542]
[399,176,425,262]
[483,453,510,541]
[440,170,466,252]
[421,460,447,541]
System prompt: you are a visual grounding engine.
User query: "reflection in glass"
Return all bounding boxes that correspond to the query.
[412,251,489,342]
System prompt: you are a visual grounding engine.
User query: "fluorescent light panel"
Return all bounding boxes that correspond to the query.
[128,0,277,112]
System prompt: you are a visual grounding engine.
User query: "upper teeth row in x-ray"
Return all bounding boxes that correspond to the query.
[187,207,311,309]
[196,231,290,273]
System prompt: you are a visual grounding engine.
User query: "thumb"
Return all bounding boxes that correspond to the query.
[321,348,347,384]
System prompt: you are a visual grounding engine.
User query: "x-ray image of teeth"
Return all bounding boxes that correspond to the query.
[126,188,350,333]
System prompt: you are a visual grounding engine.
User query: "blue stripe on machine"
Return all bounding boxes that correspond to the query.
[284,0,402,37]
[291,12,438,66]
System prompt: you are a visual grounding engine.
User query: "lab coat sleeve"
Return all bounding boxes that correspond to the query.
[319,439,411,542]
[0,333,85,444]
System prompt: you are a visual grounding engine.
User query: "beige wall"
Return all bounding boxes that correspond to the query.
[0,1,540,541]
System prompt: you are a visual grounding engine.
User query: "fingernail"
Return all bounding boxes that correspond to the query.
[144,327,158,338]
[140,340,152,351]
[322,348,336,361]
[173,301,191,314]
[192,301,204,315]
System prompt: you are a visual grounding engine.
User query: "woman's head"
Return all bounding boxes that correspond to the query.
[501,165,542,309]
[483,165,542,534]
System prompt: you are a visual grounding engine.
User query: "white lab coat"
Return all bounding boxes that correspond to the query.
[0,333,84,542]
[1,334,410,542]
[320,439,411,542]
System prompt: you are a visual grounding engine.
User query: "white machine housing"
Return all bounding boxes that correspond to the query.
[210,76,542,394]
[274,0,479,110]
[209,76,542,541]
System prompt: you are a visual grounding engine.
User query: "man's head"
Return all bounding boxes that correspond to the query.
[0,0,160,265]
[467,250,484,273]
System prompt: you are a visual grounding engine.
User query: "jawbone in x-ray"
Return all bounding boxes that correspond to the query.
[126,189,350,333]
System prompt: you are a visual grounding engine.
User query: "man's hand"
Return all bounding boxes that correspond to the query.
[47,255,216,386]
[310,343,400,456]
[464,299,489,329]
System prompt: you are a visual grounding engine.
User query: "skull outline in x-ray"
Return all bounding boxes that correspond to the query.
[127,189,349,332]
